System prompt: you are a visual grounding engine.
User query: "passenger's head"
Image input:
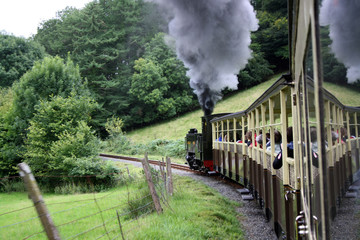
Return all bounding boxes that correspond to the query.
[287,127,293,143]
[331,131,339,143]
[274,130,282,144]
[246,131,252,141]
[310,127,317,142]
[256,134,263,144]
[340,127,347,138]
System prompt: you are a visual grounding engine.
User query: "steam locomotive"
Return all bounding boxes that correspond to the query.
[185,114,227,172]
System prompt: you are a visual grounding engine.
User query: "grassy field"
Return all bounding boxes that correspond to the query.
[127,74,360,143]
[0,162,243,240]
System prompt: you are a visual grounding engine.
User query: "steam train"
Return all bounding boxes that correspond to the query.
[185,1,360,239]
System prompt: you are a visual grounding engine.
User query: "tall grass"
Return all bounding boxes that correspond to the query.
[125,175,244,240]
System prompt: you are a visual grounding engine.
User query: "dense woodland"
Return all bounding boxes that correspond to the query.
[0,0,357,180]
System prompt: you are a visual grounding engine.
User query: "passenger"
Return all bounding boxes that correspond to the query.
[310,127,318,153]
[272,128,293,169]
[256,130,263,148]
[310,127,320,168]
[245,131,252,147]
[340,127,347,144]
[236,133,242,143]
[331,128,338,145]
[267,130,282,154]
[265,132,271,148]
[287,127,294,158]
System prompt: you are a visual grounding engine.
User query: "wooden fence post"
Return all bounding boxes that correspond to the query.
[18,163,61,240]
[116,210,125,240]
[141,153,163,214]
[166,157,173,195]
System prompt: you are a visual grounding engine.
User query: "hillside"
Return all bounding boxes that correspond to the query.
[127,74,360,143]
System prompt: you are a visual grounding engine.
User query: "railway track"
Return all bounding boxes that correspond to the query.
[99,153,244,190]
[99,153,195,172]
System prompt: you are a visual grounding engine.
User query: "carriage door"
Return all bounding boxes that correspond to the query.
[294,1,330,239]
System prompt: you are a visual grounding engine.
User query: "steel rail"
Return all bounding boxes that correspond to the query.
[99,153,195,172]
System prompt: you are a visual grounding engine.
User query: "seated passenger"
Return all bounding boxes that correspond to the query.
[256,130,263,148]
[287,127,294,158]
[310,127,320,168]
[245,131,251,146]
[267,130,282,154]
[310,127,318,153]
[235,133,243,143]
[331,129,338,145]
[340,127,347,144]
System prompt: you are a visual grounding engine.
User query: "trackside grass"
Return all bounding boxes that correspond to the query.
[126,175,244,240]
[0,170,243,239]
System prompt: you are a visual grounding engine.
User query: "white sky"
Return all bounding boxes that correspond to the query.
[0,0,92,38]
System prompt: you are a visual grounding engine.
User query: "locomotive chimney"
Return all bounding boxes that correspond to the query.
[200,87,215,116]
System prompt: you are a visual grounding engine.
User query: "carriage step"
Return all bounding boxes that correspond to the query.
[241,194,254,201]
[237,188,254,201]
[237,188,250,194]
[207,171,218,175]
[348,185,360,191]
[345,191,357,198]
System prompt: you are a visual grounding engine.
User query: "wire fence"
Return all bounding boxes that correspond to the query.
[0,157,173,240]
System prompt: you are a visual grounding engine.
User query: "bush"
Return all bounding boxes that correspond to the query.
[143,139,185,158]
[0,178,25,193]
[102,136,186,160]
[103,132,133,154]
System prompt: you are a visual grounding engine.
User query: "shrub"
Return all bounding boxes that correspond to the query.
[0,178,25,193]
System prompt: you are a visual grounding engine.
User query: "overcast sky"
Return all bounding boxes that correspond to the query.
[0,0,92,38]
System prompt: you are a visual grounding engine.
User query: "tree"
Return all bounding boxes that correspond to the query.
[253,10,289,71]
[0,55,91,176]
[11,55,89,126]
[129,58,172,123]
[34,0,164,131]
[24,94,100,175]
[0,33,45,87]
[238,51,274,89]
[142,33,196,113]
[128,33,197,126]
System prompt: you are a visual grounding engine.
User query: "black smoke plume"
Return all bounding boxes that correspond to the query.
[147,0,258,115]
[320,0,360,83]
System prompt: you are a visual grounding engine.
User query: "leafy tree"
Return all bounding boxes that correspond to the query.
[24,94,100,175]
[0,56,91,176]
[0,88,15,176]
[238,51,274,89]
[11,56,89,128]
[0,33,45,87]
[253,10,289,71]
[129,33,198,126]
[34,0,164,131]
[129,58,171,123]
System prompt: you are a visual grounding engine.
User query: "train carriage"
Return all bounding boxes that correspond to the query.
[185,0,360,239]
